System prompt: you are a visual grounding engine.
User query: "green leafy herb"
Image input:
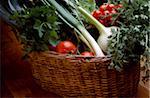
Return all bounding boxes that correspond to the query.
[108,0,150,73]
[10,5,60,53]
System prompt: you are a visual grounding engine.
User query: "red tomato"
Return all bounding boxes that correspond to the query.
[116,4,123,9]
[103,10,110,16]
[104,10,112,20]
[110,9,117,15]
[107,4,115,11]
[81,51,94,57]
[56,41,77,54]
[91,10,103,19]
[103,10,112,21]
[103,18,112,27]
[117,4,123,8]
[99,4,108,12]
[99,19,105,25]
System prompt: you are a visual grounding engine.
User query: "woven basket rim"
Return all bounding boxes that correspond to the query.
[29,51,111,63]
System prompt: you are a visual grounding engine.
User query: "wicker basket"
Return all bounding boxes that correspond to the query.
[29,51,140,97]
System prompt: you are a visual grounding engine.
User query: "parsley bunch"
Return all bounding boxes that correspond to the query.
[108,0,150,71]
[10,5,60,54]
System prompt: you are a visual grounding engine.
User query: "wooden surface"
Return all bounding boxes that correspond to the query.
[1,19,149,98]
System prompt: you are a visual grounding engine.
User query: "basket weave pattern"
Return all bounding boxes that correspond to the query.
[29,51,140,97]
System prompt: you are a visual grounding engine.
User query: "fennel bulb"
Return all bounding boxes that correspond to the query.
[78,7,119,52]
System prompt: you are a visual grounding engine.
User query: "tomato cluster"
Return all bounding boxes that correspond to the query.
[92,3,122,27]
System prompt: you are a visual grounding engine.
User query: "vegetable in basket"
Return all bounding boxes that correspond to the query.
[57,0,119,52]
[81,51,94,56]
[41,0,105,57]
[92,3,122,27]
[56,41,77,54]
